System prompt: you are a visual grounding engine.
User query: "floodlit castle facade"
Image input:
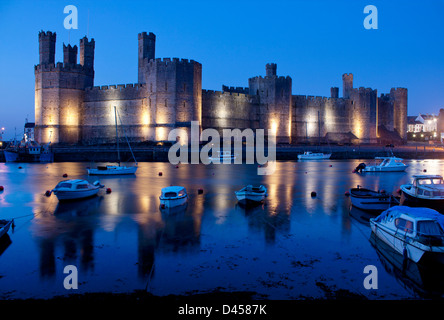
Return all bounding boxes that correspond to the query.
[34,31,407,145]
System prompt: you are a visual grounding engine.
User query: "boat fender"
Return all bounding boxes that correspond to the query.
[175,165,179,168]
[160,204,165,209]
[0,186,4,191]
[158,172,163,176]
[396,188,401,194]
[106,188,112,194]
[197,188,204,194]
[344,191,350,196]
[45,190,51,197]
[63,173,68,177]
[311,191,317,197]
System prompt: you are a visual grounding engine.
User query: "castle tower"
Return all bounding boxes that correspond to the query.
[342,73,353,99]
[79,37,95,87]
[138,32,156,84]
[80,37,95,68]
[39,31,56,65]
[145,58,202,141]
[63,44,78,65]
[265,63,277,77]
[330,87,339,99]
[35,32,97,144]
[249,63,292,143]
[390,88,408,141]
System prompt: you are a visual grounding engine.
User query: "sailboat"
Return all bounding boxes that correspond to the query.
[298,111,332,160]
[87,106,138,175]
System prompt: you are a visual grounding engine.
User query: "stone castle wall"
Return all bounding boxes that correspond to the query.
[34,30,407,145]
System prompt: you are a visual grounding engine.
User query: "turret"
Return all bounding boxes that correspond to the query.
[138,32,156,83]
[342,73,353,99]
[330,87,339,99]
[80,37,95,69]
[39,31,56,65]
[63,44,78,65]
[265,63,277,77]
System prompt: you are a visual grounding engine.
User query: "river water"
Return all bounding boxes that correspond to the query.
[0,159,443,299]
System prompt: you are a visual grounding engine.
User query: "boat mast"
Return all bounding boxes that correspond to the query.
[116,108,138,165]
[318,111,321,151]
[114,106,120,166]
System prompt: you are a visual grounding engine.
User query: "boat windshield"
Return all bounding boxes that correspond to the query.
[164,192,177,198]
[417,221,444,236]
[417,178,444,185]
[57,183,72,189]
[76,184,89,189]
[394,218,414,234]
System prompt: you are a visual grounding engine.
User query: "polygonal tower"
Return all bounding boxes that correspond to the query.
[342,73,353,99]
[249,63,292,143]
[138,32,156,84]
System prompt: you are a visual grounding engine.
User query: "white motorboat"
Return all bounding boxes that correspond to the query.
[209,151,236,163]
[349,186,398,212]
[52,179,104,201]
[297,151,331,160]
[0,220,13,239]
[87,165,137,175]
[370,206,444,263]
[88,106,138,175]
[235,185,268,205]
[159,186,188,208]
[400,175,444,208]
[356,157,408,173]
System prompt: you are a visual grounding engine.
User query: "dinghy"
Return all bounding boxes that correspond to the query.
[52,179,104,201]
[235,185,267,205]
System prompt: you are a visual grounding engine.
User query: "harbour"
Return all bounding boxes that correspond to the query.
[1,159,444,300]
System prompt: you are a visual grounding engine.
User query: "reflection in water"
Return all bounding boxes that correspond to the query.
[370,232,444,298]
[2,160,444,299]
[0,235,12,257]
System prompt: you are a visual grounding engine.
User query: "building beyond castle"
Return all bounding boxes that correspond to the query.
[34,31,407,145]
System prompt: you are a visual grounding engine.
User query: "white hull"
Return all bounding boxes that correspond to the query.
[88,166,137,175]
[53,188,100,201]
[370,220,444,263]
[235,193,266,203]
[363,166,407,172]
[160,196,188,208]
[298,153,331,160]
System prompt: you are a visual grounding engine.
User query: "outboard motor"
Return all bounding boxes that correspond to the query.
[354,163,366,173]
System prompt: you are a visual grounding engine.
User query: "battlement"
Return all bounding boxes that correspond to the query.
[202,89,249,99]
[222,85,249,94]
[293,94,346,103]
[79,37,95,46]
[147,57,201,66]
[39,30,56,38]
[390,87,408,94]
[138,31,156,40]
[34,62,90,73]
[86,83,143,91]
[248,75,291,81]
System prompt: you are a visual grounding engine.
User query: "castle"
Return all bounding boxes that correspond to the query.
[34,31,407,145]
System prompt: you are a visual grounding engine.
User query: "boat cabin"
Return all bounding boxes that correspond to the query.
[377,209,444,246]
[160,186,187,199]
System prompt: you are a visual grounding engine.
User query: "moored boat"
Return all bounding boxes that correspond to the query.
[297,151,331,160]
[159,186,188,208]
[52,179,104,201]
[235,185,267,205]
[400,175,444,209]
[355,156,408,173]
[350,186,398,212]
[370,206,444,263]
[0,220,13,239]
[88,106,138,175]
[209,151,237,163]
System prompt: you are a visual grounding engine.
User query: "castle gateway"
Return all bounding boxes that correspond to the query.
[34,31,407,145]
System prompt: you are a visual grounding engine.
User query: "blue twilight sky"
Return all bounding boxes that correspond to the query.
[0,0,443,140]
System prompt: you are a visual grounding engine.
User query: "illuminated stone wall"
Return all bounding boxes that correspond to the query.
[34,31,407,145]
